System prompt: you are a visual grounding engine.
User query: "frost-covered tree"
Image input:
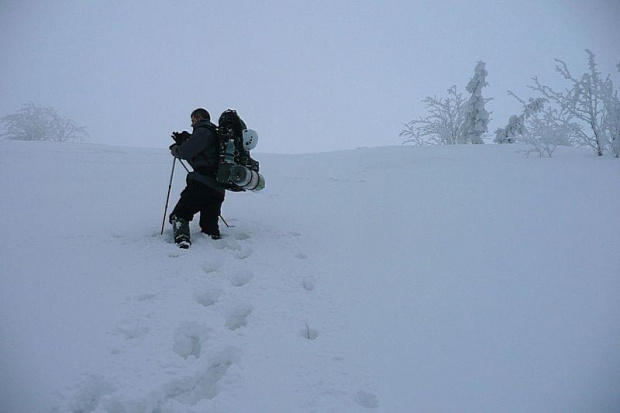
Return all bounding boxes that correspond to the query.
[521,104,580,158]
[400,86,466,146]
[530,50,614,156]
[601,63,620,158]
[495,91,579,158]
[495,95,545,144]
[499,93,577,157]
[494,116,524,144]
[460,61,490,144]
[0,103,88,142]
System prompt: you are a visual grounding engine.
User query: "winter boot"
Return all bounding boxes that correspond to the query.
[171,216,191,249]
[201,229,221,240]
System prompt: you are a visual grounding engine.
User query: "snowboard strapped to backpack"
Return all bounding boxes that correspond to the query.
[216,109,265,192]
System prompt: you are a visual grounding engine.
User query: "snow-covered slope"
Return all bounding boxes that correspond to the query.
[1,140,619,412]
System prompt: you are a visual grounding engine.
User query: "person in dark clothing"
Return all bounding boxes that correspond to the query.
[169,108,225,247]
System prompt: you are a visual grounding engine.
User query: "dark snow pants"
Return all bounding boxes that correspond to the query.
[170,178,225,236]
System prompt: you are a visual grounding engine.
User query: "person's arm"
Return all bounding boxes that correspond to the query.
[171,128,210,160]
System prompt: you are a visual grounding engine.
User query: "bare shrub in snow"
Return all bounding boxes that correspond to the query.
[601,63,620,158]
[530,50,617,156]
[499,93,578,157]
[0,103,88,142]
[400,86,466,146]
[521,104,581,158]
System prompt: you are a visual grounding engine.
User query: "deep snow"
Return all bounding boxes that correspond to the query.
[1,140,619,412]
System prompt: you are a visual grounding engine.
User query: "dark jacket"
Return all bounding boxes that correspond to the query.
[172,120,224,194]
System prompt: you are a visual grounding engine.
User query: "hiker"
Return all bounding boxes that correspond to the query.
[168,108,224,248]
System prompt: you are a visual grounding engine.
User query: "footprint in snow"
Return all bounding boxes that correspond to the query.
[194,285,222,307]
[228,269,254,287]
[163,347,240,405]
[353,389,380,409]
[173,322,209,360]
[211,238,253,259]
[202,260,223,274]
[63,374,115,413]
[115,319,149,340]
[224,304,253,331]
[233,232,251,240]
[302,277,315,291]
[234,246,254,260]
[213,239,242,251]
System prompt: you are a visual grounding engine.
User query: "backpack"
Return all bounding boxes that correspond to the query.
[216,109,263,192]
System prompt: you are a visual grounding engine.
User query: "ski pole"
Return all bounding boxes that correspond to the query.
[160,157,177,235]
[179,159,190,173]
[219,215,230,227]
[178,159,229,228]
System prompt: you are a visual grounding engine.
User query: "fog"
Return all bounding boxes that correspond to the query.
[1,0,619,153]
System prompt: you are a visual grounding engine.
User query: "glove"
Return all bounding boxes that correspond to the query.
[169,143,179,156]
[171,131,190,144]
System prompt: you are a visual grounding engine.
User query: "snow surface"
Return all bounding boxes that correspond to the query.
[1,140,619,412]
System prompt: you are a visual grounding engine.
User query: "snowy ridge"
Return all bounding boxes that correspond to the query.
[1,140,619,412]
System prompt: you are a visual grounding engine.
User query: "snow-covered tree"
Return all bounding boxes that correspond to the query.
[499,93,577,157]
[460,61,490,144]
[494,115,524,144]
[530,50,613,156]
[495,95,544,144]
[400,86,466,146]
[521,104,580,158]
[0,103,88,142]
[601,63,620,158]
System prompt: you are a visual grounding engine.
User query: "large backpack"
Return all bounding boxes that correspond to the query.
[216,109,263,192]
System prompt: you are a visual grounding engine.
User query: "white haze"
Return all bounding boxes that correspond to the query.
[1,0,619,153]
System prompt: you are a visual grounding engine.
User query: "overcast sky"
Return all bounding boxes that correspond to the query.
[1,0,619,154]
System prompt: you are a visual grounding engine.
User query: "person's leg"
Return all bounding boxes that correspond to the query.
[199,191,225,238]
[171,216,190,246]
[169,181,202,245]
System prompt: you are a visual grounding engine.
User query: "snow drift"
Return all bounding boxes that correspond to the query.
[1,140,619,412]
